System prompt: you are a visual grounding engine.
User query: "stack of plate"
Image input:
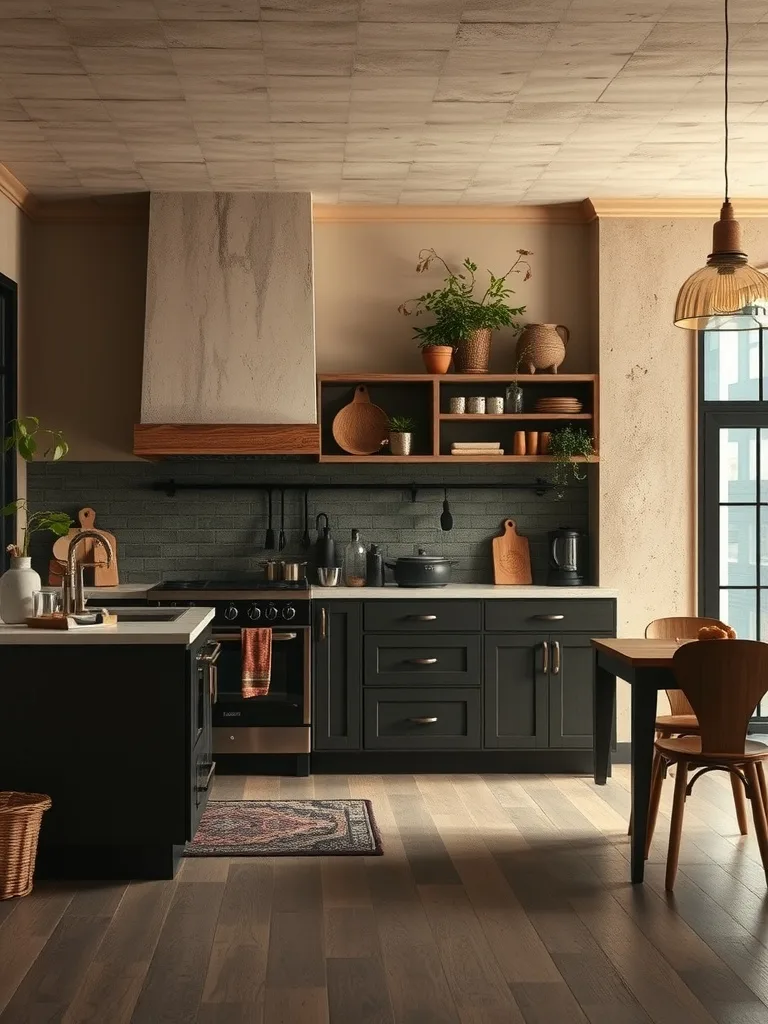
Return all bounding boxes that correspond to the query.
[535,397,583,414]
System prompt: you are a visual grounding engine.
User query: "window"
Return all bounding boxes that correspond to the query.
[700,328,768,719]
[0,272,17,572]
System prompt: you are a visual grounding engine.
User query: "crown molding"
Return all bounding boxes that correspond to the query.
[586,198,768,219]
[0,164,38,219]
[313,202,589,225]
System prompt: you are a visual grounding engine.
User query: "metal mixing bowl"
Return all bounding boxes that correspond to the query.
[316,567,341,587]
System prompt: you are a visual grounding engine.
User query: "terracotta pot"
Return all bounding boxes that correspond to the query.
[516,324,569,374]
[421,345,453,374]
[454,328,492,374]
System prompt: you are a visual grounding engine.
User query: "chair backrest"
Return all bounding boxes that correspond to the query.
[646,617,731,716]
[672,639,768,754]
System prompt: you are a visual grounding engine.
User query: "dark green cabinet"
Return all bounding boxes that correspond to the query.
[313,601,362,751]
[484,633,549,748]
[548,634,602,748]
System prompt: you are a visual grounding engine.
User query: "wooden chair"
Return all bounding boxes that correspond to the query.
[655,639,768,890]
[640,617,749,857]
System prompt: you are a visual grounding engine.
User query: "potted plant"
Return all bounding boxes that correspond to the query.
[547,425,595,498]
[398,248,532,374]
[1,418,71,623]
[388,415,415,456]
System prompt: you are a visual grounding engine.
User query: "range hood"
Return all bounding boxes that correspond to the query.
[134,192,318,457]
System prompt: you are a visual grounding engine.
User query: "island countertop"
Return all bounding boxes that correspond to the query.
[310,583,618,599]
[0,607,214,645]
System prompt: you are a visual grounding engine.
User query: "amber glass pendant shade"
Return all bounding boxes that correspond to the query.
[674,202,768,331]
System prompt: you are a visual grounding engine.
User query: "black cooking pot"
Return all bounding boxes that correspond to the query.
[385,549,455,588]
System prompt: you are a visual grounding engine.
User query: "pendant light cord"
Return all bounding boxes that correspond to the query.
[724,0,730,202]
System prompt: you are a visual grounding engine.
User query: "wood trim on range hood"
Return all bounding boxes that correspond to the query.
[133,423,319,458]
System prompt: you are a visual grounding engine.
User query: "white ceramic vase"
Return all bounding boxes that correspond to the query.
[0,557,41,624]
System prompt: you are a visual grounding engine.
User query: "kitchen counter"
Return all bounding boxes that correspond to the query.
[0,607,214,645]
[42,582,159,600]
[310,584,618,599]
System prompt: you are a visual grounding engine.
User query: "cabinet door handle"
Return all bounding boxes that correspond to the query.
[197,761,216,792]
[409,614,437,621]
[199,641,221,664]
[552,641,561,675]
[409,657,438,665]
[541,641,549,674]
[409,717,438,725]
[319,606,327,641]
[533,614,564,621]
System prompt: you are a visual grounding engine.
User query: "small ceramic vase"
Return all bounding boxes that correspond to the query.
[0,557,42,624]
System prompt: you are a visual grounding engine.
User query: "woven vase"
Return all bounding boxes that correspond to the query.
[454,328,492,374]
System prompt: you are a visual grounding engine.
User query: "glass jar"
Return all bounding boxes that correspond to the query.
[505,383,524,413]
[343,529,367,587]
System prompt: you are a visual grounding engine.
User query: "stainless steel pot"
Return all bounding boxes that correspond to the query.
[262,559,283,582]
[384,549,455,588]
[282,560,307,582]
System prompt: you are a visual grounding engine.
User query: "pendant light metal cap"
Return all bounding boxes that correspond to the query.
[674,203,768,330]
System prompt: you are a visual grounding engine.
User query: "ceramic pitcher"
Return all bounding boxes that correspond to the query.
[0,556,41,624]
[516,324,569,374]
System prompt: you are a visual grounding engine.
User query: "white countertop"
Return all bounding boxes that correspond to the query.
[41,582,159,600]
[310,584,618,599]
[0,607,215,645]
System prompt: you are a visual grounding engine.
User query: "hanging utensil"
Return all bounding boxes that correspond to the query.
[278,488,286,551]
[301,489,311,549]
[264,490,275,550]
[440,488,454,532]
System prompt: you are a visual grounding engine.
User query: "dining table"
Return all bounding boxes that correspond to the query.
[592,636,687,883]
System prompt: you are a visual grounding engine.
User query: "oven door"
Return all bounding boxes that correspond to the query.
[211,628,309,727]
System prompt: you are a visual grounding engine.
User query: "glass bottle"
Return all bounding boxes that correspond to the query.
[343,529,367,587]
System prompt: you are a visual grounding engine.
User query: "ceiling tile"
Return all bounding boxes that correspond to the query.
[179,72,265,95]
[461,0,569,22]
[187,94,268,120]
[261,20,356,45]
[661,0,768,21]
[0,17,69,45]
[454,23,555,50]
[564,0,668,21]
[266,45,353,75]
[63,19,166,47]
[639,22,750,52]
[434,75,522,102]
[170,47,265,74]
[515,74,610,103]
[270,100,350,122]
[598,75,701,102]
[0,1,54,15]
[2,73,98,98]
[273,139,343,160]
[354,49,447,75]
[19,97,110,120]
[260,0,357,20]
[342,160,410,179]
[0,46,84,73]
[76,46,175,73]
[0,97,29,120]
[52,0,159,16]
[104,98,191,123]
[91,73,184,99]
[428,100,509,124]
[137,161,211,186]
[126,140,203,161]
[162,19,262,47]
[154,0,260,19]
[268,75,350,100]
[356,22,458,50]
[360,0,463,21]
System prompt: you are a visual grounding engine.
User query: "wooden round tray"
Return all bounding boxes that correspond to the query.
[332,385,389,455]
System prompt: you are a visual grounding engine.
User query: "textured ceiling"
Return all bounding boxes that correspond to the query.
[1,0,768,203]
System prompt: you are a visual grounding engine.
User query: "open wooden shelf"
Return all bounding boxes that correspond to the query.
[317,372,599,464]
[439,413,592,421]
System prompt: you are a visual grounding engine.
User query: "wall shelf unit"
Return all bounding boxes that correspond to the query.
[318,373,599,465]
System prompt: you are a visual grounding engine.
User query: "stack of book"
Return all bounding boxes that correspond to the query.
[450,442,504,456]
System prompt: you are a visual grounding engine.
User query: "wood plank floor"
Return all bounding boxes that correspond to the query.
[1,767,768,1023]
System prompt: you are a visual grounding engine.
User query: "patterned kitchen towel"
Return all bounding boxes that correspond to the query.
[242,627,271,698]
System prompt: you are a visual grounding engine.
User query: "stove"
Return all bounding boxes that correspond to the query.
[147,576,310,624]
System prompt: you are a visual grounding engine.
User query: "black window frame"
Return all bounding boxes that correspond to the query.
[0,270,17,572]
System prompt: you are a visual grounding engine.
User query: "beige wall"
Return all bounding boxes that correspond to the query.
[597,216,768,739]
[314,220,594,374]
[23,218,148,461]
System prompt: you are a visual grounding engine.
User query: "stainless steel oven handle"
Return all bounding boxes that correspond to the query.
[199,641,221,664]
[211,632,297,642]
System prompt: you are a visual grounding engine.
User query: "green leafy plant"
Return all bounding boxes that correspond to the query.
[389,415,415,433]
[398,249,532,349]
[3,418,72,557]
[548,426,595,498]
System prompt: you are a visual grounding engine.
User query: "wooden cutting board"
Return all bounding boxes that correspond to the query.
[332,384,389,455]
[492,519,532,585]
[50,507,119,587]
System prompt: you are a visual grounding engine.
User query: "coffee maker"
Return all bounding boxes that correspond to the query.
[548,527,588,586]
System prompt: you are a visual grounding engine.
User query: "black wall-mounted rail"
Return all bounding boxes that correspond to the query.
[153,478,554,501]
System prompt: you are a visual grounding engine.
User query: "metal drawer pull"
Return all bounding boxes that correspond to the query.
[409,614,437,621]
[212,632,296,642]
[410,657,438,665]
[197,761,216,792]
[409,717,438,725]
[319,606,327,641]
[533,614,564,621]
[199,642,221,664]
[552,641,561,675]
[541,641,549,674]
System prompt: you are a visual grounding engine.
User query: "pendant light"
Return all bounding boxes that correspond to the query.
[674,0,768,331]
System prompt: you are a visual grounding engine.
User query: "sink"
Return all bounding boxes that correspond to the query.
[94,607,185,622]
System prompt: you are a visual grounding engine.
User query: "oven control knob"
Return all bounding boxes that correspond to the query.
[265,603,279,622]
[224,604,239,621]
[247,604,261,622]
[282,604,296,621]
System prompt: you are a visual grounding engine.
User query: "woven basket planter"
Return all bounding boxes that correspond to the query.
[453,328,492,374]
[0,792,51,899]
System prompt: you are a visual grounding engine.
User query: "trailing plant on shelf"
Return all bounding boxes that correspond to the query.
[388,415,415,457]
[398,248,532,374]
[2,417,72,558]
[548,425,595,498]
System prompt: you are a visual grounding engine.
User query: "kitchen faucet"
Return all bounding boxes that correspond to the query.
[62,531,114,615]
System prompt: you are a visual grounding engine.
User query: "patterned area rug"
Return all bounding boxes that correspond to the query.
[184,799,383,857]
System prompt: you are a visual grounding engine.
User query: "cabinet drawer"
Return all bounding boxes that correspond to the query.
[484,599,615,634]
[364,635,481,687]
[363,600,481,633]
[364,688,481,750]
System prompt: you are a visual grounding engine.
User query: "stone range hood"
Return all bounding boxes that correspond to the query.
[134,192,318,458]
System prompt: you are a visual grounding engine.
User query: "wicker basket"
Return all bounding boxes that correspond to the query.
[0,792,51,899]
